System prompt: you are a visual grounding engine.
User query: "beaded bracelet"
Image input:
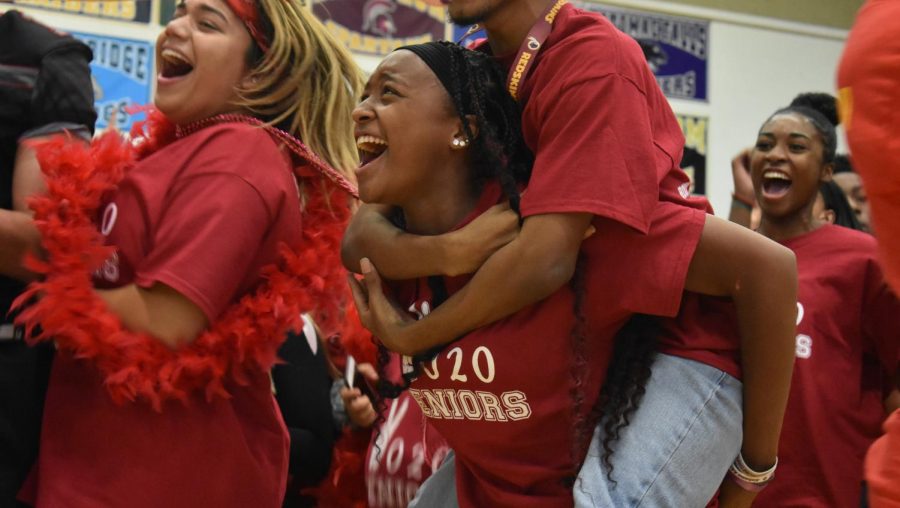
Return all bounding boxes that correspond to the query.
[731,193,755,210]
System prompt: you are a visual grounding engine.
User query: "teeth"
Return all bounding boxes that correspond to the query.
[356,135,387,150]
[763,171,790,181]
[161,49,190,66]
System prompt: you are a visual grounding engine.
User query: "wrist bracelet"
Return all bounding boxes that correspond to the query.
[728,452,777,492]
[727,471,771,492]
[731,193,755,210]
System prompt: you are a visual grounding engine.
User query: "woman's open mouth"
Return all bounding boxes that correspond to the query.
[761,170,792,199]
[159,49,194,81]
[356,135,388,167]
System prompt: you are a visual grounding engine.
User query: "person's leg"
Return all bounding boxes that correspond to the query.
[575,353,743,508]
[407,450,459,508]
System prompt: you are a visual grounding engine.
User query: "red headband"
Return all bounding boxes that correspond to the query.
[225,0,269,53]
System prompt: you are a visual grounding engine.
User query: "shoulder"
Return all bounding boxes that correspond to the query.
[539,5,650,88]
[164,122,295,205]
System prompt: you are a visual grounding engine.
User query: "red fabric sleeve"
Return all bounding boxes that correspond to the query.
[838,0,900,293]
[520,75,661,234]
[134,172,271,322]
[584,201,706,318]
[862,258,900,377]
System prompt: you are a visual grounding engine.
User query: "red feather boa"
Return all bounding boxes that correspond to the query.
[14,111,371,411]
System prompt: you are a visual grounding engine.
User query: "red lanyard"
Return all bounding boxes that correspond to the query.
[457,0,567,100]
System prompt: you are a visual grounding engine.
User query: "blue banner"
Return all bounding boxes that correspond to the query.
[72,33,153,131]
[576,3,709,101]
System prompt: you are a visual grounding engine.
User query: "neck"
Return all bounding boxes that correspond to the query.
[401,162,479,236]
[484,0,557,56]
[756,206,826,243]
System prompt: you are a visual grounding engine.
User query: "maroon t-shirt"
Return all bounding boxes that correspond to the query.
[399,188,705,507]
[29,122,300,508]
[663,225,900,507]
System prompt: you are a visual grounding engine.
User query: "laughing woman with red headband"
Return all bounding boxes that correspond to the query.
[13,1,363,507]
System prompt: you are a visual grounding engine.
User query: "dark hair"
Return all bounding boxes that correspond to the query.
[833,153,854,174]
[819,180,864,231]
[767,93,838,163]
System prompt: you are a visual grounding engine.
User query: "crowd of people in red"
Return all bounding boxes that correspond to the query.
[0,0,897,507]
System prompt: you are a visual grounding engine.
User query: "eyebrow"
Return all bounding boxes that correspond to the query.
[177,1,229,24]
[758,132,812,140]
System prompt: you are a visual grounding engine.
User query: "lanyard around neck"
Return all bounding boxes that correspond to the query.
[457,0,567,100]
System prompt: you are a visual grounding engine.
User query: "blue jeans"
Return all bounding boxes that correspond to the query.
[407,450,459,508]
[574,353,743,507]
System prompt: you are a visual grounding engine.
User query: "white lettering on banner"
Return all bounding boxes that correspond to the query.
[369,396,411,472]
[409,388,533,422]
[448,347,468,382]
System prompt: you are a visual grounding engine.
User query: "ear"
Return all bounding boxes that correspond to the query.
[820,162,834,182]
[453,114,479,141]
[823,209,836,224]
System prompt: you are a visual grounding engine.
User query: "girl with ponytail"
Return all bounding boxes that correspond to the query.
[15,1,363,507]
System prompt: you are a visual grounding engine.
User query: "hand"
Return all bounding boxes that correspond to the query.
[717,475,759,508]
[348,258,417,354]
[340,385,377,428]
[731,148,755,204]
[445,202,519,276]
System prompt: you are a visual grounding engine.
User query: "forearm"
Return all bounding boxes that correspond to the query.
[392,215,588,355]
[342,204,452,278]
[0,209,41,281]
[96,283,208,348]
[732,246,797,469]
[727,200,752,229]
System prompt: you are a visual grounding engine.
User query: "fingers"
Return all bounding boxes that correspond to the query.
[347,273,370,320]
[347,394,376,427]
[340,386,360,405]
[583,224,596,240]
[357,362,380,382]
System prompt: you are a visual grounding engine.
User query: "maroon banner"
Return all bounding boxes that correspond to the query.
[312,0,446,56]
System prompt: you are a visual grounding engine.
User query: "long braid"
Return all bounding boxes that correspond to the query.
[593,314,658,481]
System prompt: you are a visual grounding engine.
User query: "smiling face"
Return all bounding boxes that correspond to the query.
[351,50,465,206]
[750,112,833,222]
[155,0,253,125]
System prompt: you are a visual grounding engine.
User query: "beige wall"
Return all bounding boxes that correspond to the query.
[666,0,864,28]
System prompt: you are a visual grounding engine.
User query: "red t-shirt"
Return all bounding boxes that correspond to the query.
[837,0,900,295]
[365,391,450,508]
[28,123,300,508]
[400,185,705,507]
[512,4,721,362]
[664,225,900,507]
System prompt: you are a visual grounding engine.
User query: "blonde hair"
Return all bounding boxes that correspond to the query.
[235,0,363,178]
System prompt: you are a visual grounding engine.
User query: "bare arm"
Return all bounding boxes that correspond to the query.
[685,214,797,505]
[350,212,592,356]
[728,149,756,229]
[97,283,209,348]
[341,202,519,279]
[0,144,47,281]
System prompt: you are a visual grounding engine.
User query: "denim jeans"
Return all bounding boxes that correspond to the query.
[407,449,459,508]
[574,353,743,507]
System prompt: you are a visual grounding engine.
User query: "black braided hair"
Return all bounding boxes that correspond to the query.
[592,314,659,482]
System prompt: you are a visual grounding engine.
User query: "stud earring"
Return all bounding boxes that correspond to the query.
[451,137,469,149]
